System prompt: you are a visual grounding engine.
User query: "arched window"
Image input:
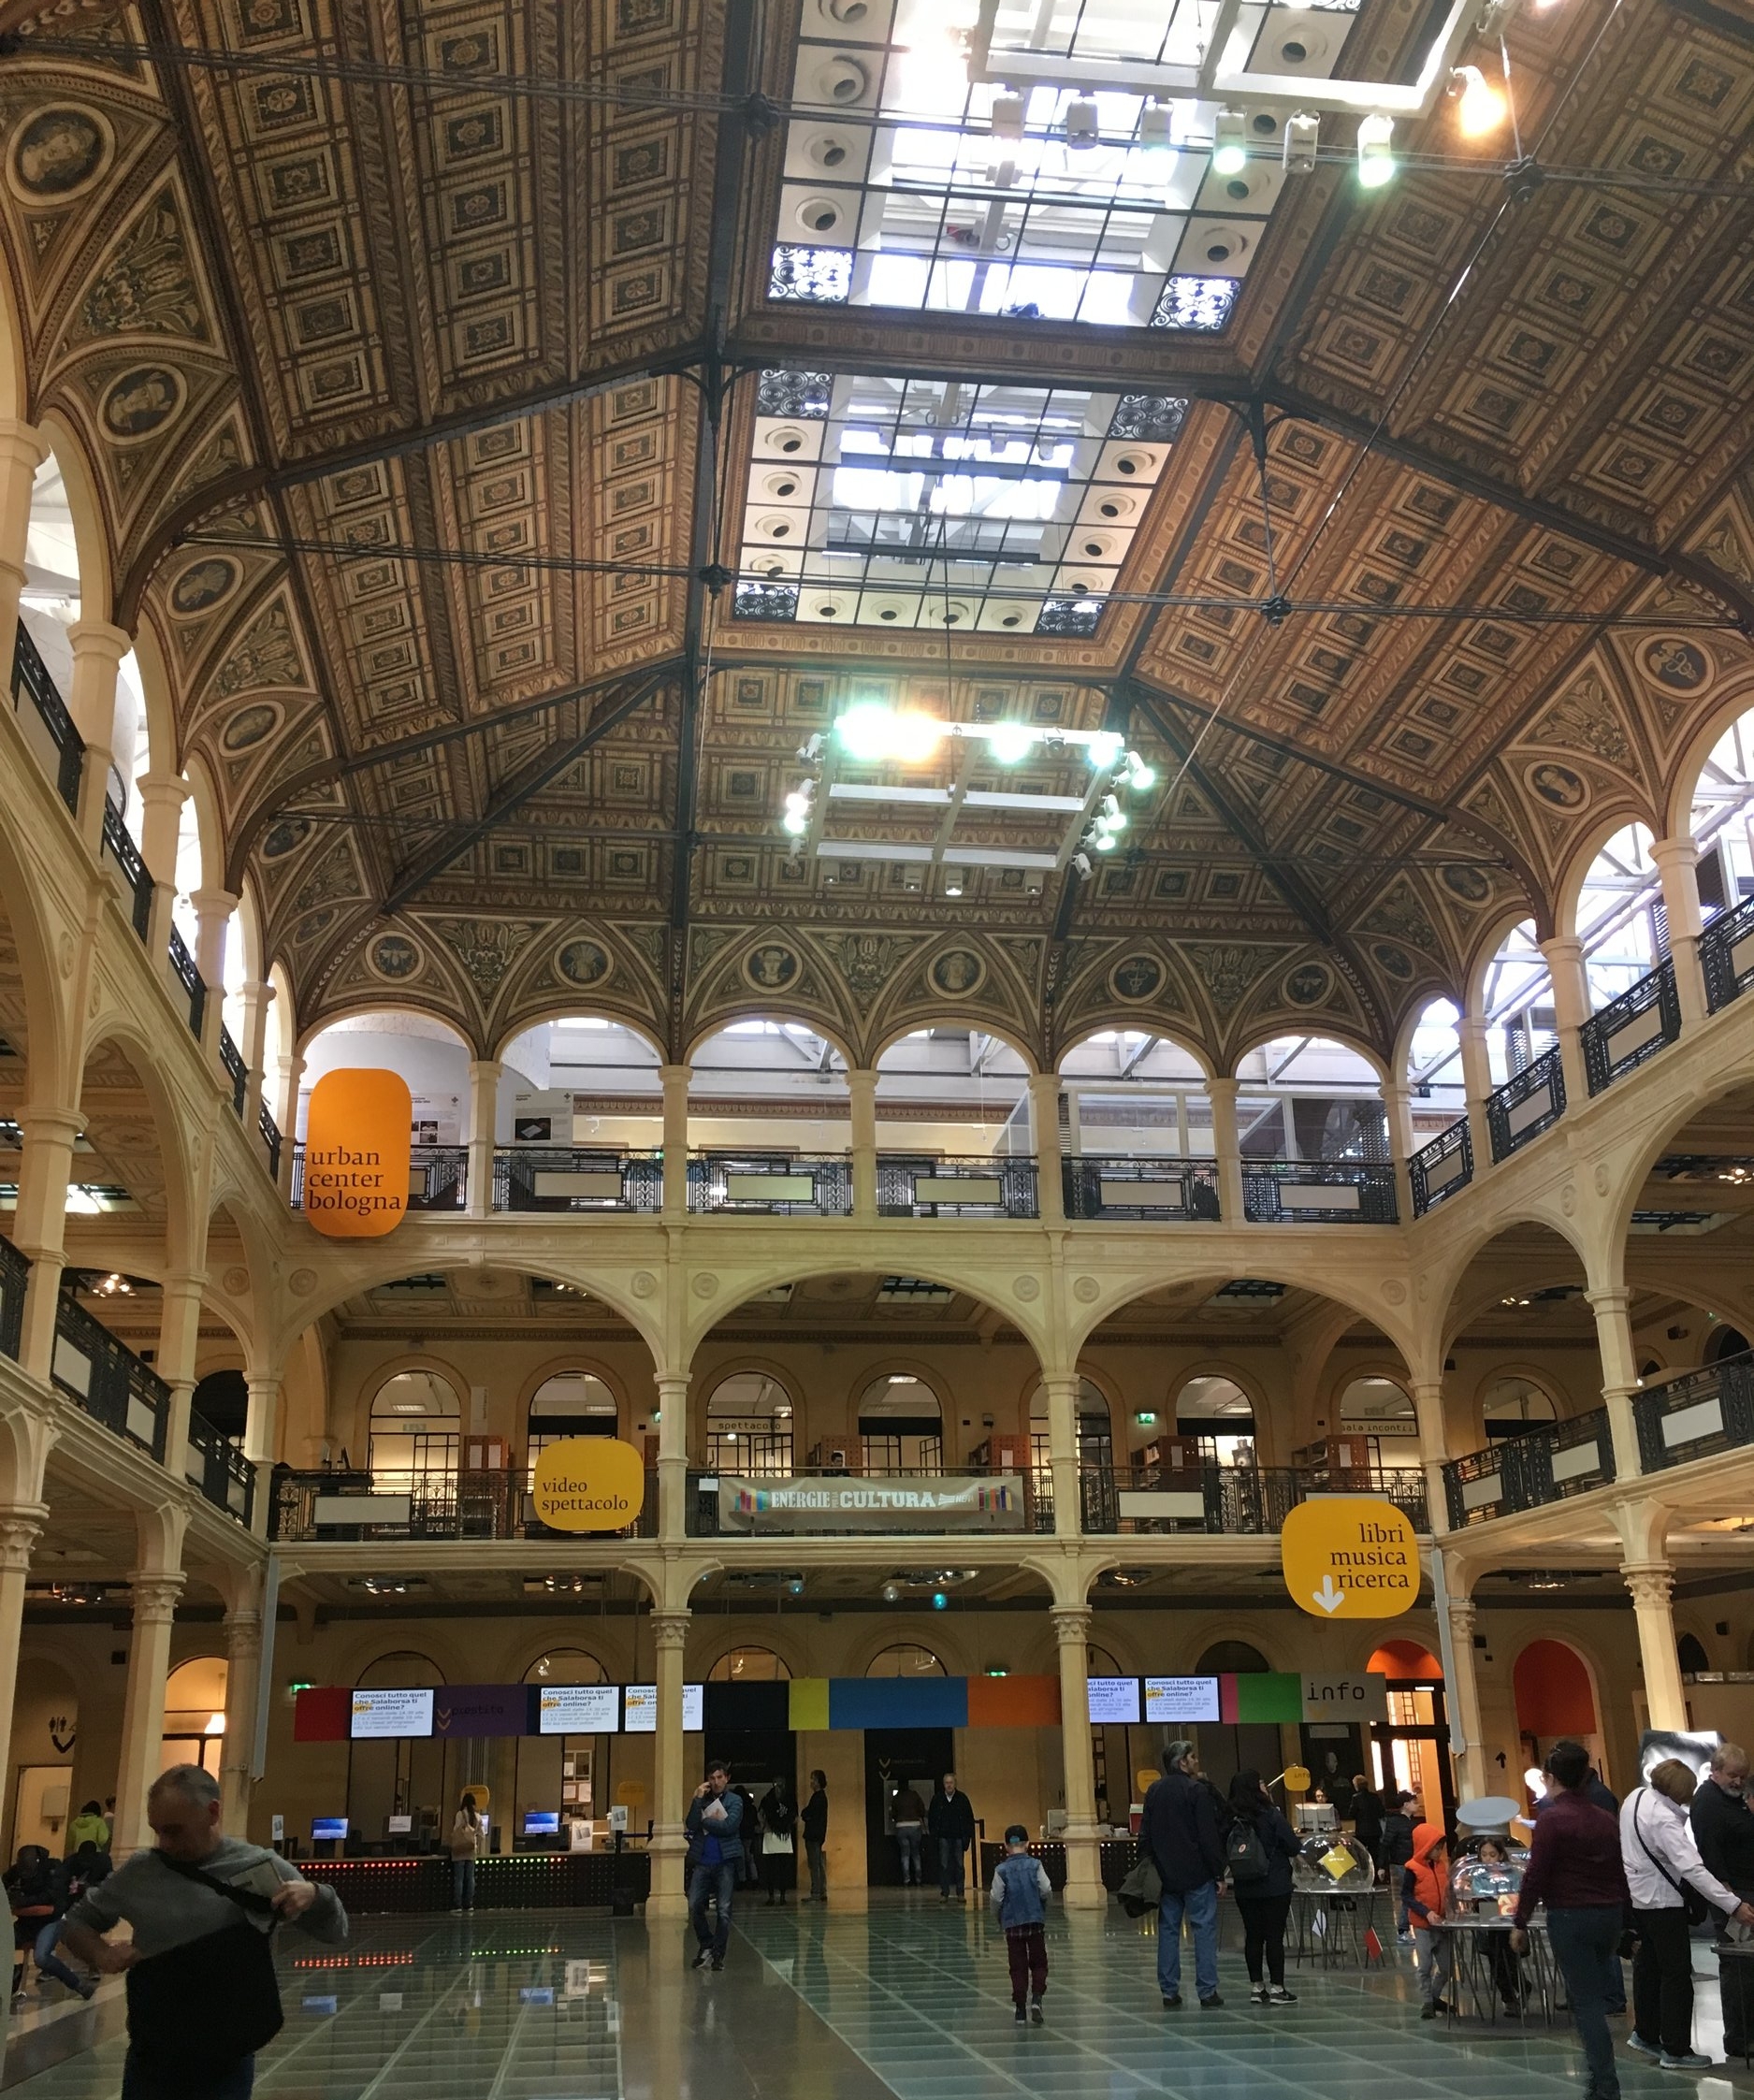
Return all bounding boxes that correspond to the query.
[1574,822,1660,1007]
[517,1650,610,1829]
[1689,704,1754,913]
[1057,1033,1212,1158]
[1196,1641,1269,1673]
[1482,921,1556,1085]
[163,1657,229,1776]
[1174,1375,1255,1466]
[527,1371,617,1481]
[705,1372,794,1475]
[1481,1376,1558,1441]
[1708,1325,1749,1365]
[865,1645,946,1677]
[1404,997,1467,1119]
[369,1369,461,1494]
[1336,1376,1417,1451]
[1678,1633,1710,1676]
[1027,1378,1113,1487]
[707,1647,791,1681]
[858,1373,942,1474]
[1233,1036,1386,1163]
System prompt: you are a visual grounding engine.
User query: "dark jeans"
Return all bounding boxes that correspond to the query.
[689,1859,737,1960]
[1235,1891,1293,1986]
[451,1856,475,1908]
[805,1838,827,1900]
[1547,1904,1626,2097]
[1633,1904,1695,2056]
[1006,1924,1048,2006]
[761,1847,791,1900]
[894,1827,923,1883]
[122,2049,254,2100]
[937,1835,968,1896]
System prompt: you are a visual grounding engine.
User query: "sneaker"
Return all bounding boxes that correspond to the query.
[1397,1933,1415,1948]
[710,1957,724,1972]
[1250,1984,1269,2006]
[1659,2053,1712,2071]
[1421,2000,1451,2020]
[1266,1986,1297,2005]
[1030,2000,1044,2025]
[1014,2005,1027,2025]
[1626,2035,1663,2061]
[1162,1994,1182,2010]
[1200,1994,1225,2009]
[77,1981,96,2003]
[690,1948,710,1971]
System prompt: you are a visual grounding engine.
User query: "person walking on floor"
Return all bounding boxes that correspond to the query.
[448,1792,481,1910]
[686,1760,745,1972]
[1225,1771,1302,2006]
[891,1783,927,1887]
[1692,1743,1754,2061]
[1512,1739,1631,2100]
[1351,1774,1384,1871]
[1401,1819,1454,2020]
[757,1777,795,1906]
[1141,1740,1226,2010]
[59,1764,346,2100]
[1621,1758,1754,2069]
[927,1774,975,1902]
[990,1826,1051,2025]
[801,1771,829,1904]
[1382,1791,1416,1939]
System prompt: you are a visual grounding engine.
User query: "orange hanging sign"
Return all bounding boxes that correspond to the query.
[302,1069,412,1238]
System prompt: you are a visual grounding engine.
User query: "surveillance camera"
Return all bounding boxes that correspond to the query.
[1072,852,1092,878]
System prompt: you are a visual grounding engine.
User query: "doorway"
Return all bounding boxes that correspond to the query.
[13,1767,71,1854]
[864,1727,954,1886]
[1371,1677,1456,1831]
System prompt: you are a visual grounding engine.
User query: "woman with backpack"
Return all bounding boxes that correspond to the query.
[757,1777,796,1905]
[1225,1772,1304,2006]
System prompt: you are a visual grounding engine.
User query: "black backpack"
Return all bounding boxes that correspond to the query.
[1225,1820,1268,1883]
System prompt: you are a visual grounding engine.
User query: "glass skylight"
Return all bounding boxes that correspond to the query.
[736,369,1186,631]
[773,0,1360,326]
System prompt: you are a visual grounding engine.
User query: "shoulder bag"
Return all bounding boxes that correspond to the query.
[124,1852,286,2072]
[1631,1790,1712,1929]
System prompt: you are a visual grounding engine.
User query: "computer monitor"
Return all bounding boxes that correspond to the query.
[523,1811,560,1836]
[312,1817,347,1843]
[385,1815,413,1835]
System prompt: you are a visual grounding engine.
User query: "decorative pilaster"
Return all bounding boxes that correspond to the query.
[655,1373,690,1540]
[1443,1593,1487,1803]
[220,1601,265,1835]
[66,619,130,853]
[1040,1373,1082,1540]
[12,1107,80,1382]
[465,1058,500,1217]
[1539,934,1590,1108]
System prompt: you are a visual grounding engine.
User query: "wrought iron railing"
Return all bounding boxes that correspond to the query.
[258,1102,282,1180]
[218,1026,247,1116]
[11,621,82,815]
[0,1231,26,1360]
[185,1410,254,1526]
[1061,1155,1222,1222]
[684,1463,1047,1536]
[269,1466,658,1542]
[1581,959,1680,1096]
[50,1293,168,1460]
[167,927,205,1037]
[100,800,152,941]
[876,1154,1039,1219]
[1701,896,1754,1015]
[1081,1463,1428,1536]
[1442,1408,1616,1528]
[1635,1352,1754,1472]
[687,1151,852,1216]
[1240,1159,1398,1224]
[290,1143,468,1211]
[1486,1046,1565,1162]
[1409,1118,1472,1217]
[494,1147,662,1213]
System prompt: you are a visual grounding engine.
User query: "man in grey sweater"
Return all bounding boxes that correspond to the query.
[61,1764,347,2099]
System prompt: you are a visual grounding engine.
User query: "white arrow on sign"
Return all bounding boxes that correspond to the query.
[1312,1576,1347,1615]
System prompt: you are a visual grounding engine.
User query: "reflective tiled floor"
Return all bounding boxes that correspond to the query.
[5,1897,1751,2098]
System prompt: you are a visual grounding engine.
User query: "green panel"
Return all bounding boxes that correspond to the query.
[1232,1672,1303,1722]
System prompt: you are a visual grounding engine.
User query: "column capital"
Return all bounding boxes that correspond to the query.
[127,1570,186,1623]
[654,1372,690,1398]
[0,1505,46,1573]
[191,886,240,920]
[20,1105,84,1146]
[1587,1286,1633,1317]
[0,419,49,473]
[467,1055,502,1076]
[1206,1075,1239,1101]
[1622,1559,1674,1610]
[845,1066,877,1095]
[1446,1594,1477,1635]
[660,1062,691,1086]
[66,617,131,664]
[1648,833,1698,873]
[223,1607,264,1661]
[138,771,192,810]
[1049,1604,1092,1644]
[651,1609,691,1651]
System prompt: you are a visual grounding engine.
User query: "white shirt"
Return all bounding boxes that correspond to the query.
[1621,1788,1741,1915]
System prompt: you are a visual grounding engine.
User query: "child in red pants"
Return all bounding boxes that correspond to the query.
[989,1825,1051,2024]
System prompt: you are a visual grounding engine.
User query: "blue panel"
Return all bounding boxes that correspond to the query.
[828,1676,969,1731]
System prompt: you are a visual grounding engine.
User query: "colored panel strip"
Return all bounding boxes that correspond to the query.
[966,1674,1061,1728]
[1233,1672,1304,1723]
[789,1677,831,1731]
[1219,1674,1239,1725]
[828,1677,970,1731]
[294,1686,352,1743]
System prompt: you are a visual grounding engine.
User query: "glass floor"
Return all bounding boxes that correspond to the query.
[4,1898,1748,2098]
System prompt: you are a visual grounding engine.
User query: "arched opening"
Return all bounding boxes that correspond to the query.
[526,1370,618,1484]
[1513,1638,1601,1808]
[1677,1631,1710,1676]
[1481,1375,1558,1441]
[706,1647,791,1681]
[515,1649,611,1844]
[689,1018,850,1211]
[297,1013,471,1207]
[875,1028,1034,1212]
[857,1371,943,1473]
[1057,1030,1212,1158]
[1404,996,1468,1122]
[497,1015,663,1177]
[1686,702,1754,912]
[1367,1639,1449,1826]
[162,1656,229,1777]
[1480,920,1555,1084]
[1708,1324,1751,1364]
[1173,1374,1255,1466]
[348,1651,446,1845]
[1233,1035,1386,1163]
[1335,1375,1417,1457]
[1440,1223,1595,1456]
[704,1371,794,1475]
[1027,1376,1113,1497]
[1573,822,1660,1008]
[864,1644,946,1676]
[1184,1641,1277,1799]
[368,1369,462,1500]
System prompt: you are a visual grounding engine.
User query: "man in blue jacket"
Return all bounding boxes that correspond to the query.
[686,1761,744,1970]
[1141,1741,1227,2008]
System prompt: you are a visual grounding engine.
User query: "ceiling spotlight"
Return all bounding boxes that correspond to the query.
[944,868,965,898]
[1093,831,1118,852]
[881,1580,902,1603]
[1283,110,1319,175]
[1064,94,1100,149]
[986,721,1038,764]
[990,87,1025,139]
[1086,731,1123,768]
[1137,99,1173,152]
[1451,65,1507,138]
[1211,109,1248,176]
[1356,112,1396,188]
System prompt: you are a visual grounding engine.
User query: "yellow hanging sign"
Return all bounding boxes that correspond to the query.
[302,1069,412,1238]
[530,1438,646,1532]
[1281,1497,1418,1620]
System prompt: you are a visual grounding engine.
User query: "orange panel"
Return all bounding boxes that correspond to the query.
[303,1069,412,1238]
[967,1674,1062,1727]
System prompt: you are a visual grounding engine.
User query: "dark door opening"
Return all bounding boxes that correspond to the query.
[1371,1677,1456,1832]
[710,1727,796,1880]
[864,1727,954,1886]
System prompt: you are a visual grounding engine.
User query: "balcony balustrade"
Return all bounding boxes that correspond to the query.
[100,799,152,941]
[1486,1046,1565,1163]
[1081,1461,1428,1535]
[1581,959,1680,1096]
[1442,1407,1616,1528]
[1240,1159,1398,1224]
[877,1154,1039,1219]
[270,1466,657,1542]
[1701,897,1754,1015]
[218,1025,247,1117]
[685,1463,1052,1537]
[291,1144,468,1212]
[1634,1353,1754,1472]
[1410,1119,1472,1217]
[1061,1155,1221,1222]
[167,926,205,1038]
[0,1232,26,1361]
[185,1409,255,1526]
[11,621,81,815]
[688,1151,851,1217]
[50,1292,167,1461]
[495,1147,662,1213]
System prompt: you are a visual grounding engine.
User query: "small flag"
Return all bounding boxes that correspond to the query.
[1311,1908,1326,1938]
[1364,1926,1384,1962]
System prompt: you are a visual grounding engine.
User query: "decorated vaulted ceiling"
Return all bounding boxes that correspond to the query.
[0,0,1751,1067]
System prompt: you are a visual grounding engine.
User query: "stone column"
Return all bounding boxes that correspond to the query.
[655,1373,690,1541]
[246,1373,283,1535]
[660,1064,690,1218]
[1539,934,1590,1107]
[1443,1591,1488,1803]
[65,619,130,853]
[1051,1605,1105,1908]
[647,1608,691,1919]
[465,1057,500,1217]
[192,887,238,1059]
[239,980,273,1135]
[1040,1371,1082,1540]
[1457,1015,1495,1169]
[0,1509,45,1835]
[220,1588,265,1836]
[1207,1078,1245,1224]
[137,772,190,961]
[12,1106,80,1383]
[1381,1079,1414,1223]
[1623,1561,1688,1731]
[1649,834,1707,1025]
[848,1067,877,1220]
[0,420,48,647]
[113,1567,186,1853]
[1027,1072,1065,1224]
[275,1050,304,1199]
[1587,1286,1643,1482]
[154,1273,204,1482]
[1411,1377,1452,1528]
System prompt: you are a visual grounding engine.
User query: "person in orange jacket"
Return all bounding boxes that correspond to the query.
[1401,1821,1453,2019]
